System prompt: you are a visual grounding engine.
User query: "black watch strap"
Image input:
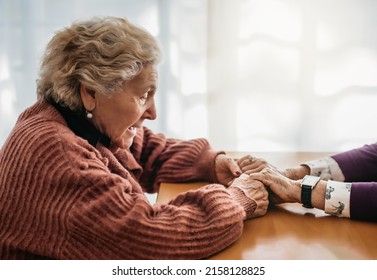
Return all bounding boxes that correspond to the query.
[301,185,313,208]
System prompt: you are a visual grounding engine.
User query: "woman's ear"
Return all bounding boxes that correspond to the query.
[80,84,96,111]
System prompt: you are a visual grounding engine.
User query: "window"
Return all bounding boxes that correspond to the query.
[1,0,377,153]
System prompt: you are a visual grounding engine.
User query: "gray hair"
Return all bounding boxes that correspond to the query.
[37,16,161,111]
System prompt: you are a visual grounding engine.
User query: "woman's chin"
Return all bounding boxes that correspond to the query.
[123,138,135,149]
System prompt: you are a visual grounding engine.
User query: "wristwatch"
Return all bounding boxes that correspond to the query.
[300,175,320,208]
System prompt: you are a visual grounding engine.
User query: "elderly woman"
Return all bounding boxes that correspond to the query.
[238,143,377,222]
[0,17,268,259]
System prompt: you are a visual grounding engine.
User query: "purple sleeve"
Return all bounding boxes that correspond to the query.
[331,143,377,222]
[350,182,377,222]
[331,143,377,181]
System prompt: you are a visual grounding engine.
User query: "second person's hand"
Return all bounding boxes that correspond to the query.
[248,168,301,204]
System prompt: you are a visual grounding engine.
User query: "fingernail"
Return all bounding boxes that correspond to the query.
[236,170,242,176]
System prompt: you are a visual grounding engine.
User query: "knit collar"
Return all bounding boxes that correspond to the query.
[51,101,111,148]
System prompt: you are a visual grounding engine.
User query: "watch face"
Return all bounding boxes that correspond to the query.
[302,175,320,188]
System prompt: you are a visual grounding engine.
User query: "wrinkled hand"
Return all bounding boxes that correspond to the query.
[237,155,310,180]
[231,174,269,218]
[215,154,242,186]
[237,155,280,175]
[248,168,300,204]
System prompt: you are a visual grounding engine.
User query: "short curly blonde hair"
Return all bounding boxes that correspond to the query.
[37,16,161,111]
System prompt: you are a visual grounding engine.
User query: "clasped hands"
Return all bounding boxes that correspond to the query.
[237,154,301,205]
[215,154,297,218]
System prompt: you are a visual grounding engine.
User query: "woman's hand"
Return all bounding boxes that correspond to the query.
[237,155,279,175]
[237,155,310,180]
[230,174,269,218]
[248,168,301,204]
[215,154,242,186]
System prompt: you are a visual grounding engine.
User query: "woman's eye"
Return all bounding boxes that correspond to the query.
[140,93,149,104]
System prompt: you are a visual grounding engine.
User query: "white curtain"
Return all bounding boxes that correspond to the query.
[1,0,377,153]
[206,0,377,152]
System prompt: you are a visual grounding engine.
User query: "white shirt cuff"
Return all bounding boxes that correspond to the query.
[324,180,351,218]
[302,157,345,181]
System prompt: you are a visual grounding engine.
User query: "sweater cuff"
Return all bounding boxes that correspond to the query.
[227,186,257,220]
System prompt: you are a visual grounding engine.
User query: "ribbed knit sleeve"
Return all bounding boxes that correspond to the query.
[63,138,251,259]
[0,102,256,259]
[67,176,248,259]
[131,127,222,193]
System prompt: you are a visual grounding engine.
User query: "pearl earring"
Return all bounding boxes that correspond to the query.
[86,111,93,119]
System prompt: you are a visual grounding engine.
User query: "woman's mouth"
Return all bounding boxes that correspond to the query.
[127,126,137,137]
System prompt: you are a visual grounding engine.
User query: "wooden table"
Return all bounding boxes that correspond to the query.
[157,152,377,259]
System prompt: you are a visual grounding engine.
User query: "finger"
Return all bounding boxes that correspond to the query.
[239,173,249,180]
[248,172,265,181]
[240,159,271,174]
[227,157,242,177]
[243,165,265,174]
[236,154,252,164]
[237,155,256,168]
[249,188,269,200]
[227,173,248,187]
[232,174,249,186]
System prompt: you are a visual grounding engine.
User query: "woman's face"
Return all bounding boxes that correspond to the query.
[91,63,158,150]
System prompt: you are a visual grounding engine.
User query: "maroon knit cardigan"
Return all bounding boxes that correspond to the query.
[0,101,256,259]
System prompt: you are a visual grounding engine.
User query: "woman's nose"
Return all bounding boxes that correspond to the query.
[144,100,157,120]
